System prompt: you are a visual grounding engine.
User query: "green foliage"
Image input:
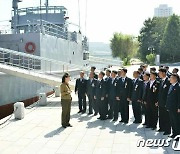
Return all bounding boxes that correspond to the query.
[160,14,180,62]
[146,53,155,65]
[110,33,138,65]
[138,14,180,63]
[138,17,168,61]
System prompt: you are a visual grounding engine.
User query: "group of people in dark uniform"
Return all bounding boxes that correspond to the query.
[75,65,180,139]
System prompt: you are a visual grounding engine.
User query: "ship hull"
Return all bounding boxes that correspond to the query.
[0,33,87,119]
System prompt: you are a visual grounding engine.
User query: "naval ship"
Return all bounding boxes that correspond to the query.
[0,0,89,119]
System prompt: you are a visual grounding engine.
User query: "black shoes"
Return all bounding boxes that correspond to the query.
[163,132,170,135]
[168,134,176,138]
[94,113,98,116]
[119,120,124,123]
[88,112,93,115]
[67,124,73,127]
[62,124,72,128]
[107,116,113,119]
[142,123,147,125]
[113,118,118,121]
[151,127,157,130]
[133,121,142,124]
[101,117,108,120]
[78,110,86,114]
[78,110,82,113]
[157,129,164,132]
[81,110,86,114]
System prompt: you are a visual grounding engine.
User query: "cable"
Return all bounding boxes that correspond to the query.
[78,0,81,32]
[84,0,88,35]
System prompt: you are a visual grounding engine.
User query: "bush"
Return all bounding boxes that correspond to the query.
[146,53,155,65]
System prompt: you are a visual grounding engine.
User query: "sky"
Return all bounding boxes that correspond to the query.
[0,0,180,43]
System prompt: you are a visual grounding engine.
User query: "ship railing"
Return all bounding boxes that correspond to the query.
[0,25,12,34]
[0,29,13,34]
[0,48,89,76]
[17,6,67,16]
[31,20,67,40]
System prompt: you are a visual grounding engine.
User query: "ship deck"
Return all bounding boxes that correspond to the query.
[0,92,177,154]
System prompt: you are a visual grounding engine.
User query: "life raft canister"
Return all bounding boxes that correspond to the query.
[25,42,36,53]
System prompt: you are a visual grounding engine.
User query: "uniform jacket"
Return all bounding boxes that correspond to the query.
[166,83,180,111]
[142,81,149,101]
[60,83,72,100]
[86,78,97,97]
[131,78,143,101]
[144,80,160,104]
[107,77,118,99]
[116,77,132,100]
[75,78,87,95]
[158,77,170,107]
[95,79,106,100]
[105,76,111,95]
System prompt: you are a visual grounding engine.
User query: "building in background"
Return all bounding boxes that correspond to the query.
[154,4,173,17]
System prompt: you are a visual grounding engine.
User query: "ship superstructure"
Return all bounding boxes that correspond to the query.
[0,0,89,119]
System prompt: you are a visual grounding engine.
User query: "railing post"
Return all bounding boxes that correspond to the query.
[22,56,24,69]
[10,53,13,66]
[50,61,51,74]
[2,50,4,63]
[19,55,21,68]
[28,57,29,70]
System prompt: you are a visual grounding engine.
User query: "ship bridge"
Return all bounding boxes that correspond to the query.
[12,0,68,34]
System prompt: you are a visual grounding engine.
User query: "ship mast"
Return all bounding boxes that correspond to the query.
[45,0,49,14]
[12,0,22,33]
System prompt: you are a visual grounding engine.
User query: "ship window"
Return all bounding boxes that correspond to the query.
[73,51,74,55]
[83,52,89,60]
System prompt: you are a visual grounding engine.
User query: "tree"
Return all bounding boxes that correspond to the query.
[160,14,180,62]
[138,17,168,62]
[110,33,137,65]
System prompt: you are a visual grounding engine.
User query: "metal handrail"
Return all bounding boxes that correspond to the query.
[0,48,90,74]
[17,6,67,15]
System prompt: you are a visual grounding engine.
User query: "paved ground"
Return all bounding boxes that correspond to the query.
[0,91,179,154]
[0,65,179,154]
